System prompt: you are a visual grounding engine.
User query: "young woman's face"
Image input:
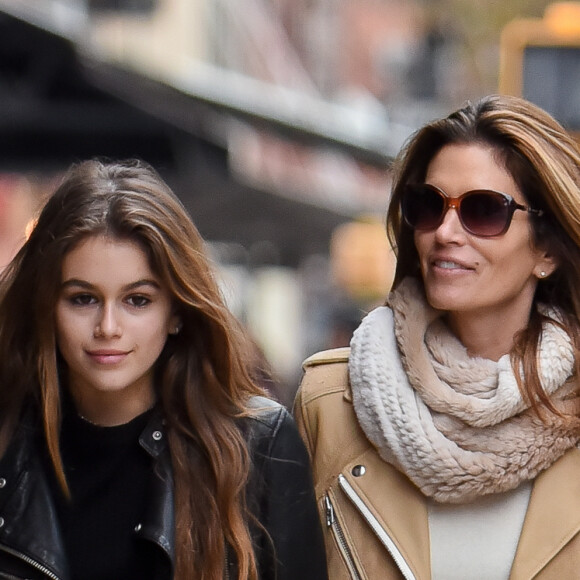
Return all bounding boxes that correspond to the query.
[413,143,554,330]
[55,235,179,425]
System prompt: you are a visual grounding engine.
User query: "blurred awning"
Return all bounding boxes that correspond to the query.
[0,0,399,266]
[0,4,180,172]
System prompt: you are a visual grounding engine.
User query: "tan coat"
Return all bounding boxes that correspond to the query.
[294,347,580,580]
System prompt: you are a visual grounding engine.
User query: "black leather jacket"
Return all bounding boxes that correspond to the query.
[0,397,328,580]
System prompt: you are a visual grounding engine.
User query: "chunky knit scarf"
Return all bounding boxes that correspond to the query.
[349,277,580,503]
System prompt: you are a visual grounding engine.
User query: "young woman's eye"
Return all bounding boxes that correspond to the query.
[127,295,151,308]
[69,293,97,306]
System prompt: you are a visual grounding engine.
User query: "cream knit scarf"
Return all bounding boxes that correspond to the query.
[349,277,580,503]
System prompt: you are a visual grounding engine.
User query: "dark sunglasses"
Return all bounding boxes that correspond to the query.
[401,184,544,237]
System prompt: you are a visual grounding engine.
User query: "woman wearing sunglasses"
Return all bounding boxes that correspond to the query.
[295,94,580,579]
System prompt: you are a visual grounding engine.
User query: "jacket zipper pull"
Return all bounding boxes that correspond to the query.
[325,494,335,527]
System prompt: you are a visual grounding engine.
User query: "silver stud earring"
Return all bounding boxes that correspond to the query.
[540,271,547,278]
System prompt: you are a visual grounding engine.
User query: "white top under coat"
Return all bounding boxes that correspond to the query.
[429,481,532,580]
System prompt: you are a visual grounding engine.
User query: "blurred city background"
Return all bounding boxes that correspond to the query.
[0,0,578,405]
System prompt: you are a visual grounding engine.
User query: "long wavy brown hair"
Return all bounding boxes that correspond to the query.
[386,94,580,417]
[0,159,266,579]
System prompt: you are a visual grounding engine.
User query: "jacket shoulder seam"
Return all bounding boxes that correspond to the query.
[302,347,350,369]
[299,384,347,406]
[244,399,286,437]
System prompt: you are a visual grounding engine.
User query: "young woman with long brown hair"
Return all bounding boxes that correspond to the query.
[0,158,328,580]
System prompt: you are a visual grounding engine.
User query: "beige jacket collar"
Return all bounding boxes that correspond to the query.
[510,447,580,579]
[343,389,580,580]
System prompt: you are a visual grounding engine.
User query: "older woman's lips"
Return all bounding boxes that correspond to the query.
[432,259,474,272]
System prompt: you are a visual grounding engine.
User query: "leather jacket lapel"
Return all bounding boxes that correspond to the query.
[137,412,175,568]
[0,422,69,580]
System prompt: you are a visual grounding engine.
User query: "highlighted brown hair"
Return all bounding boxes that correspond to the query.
[386,94,580,418]
[0,159,265,579]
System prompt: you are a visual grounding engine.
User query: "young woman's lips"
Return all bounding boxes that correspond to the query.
[86,350,129,365]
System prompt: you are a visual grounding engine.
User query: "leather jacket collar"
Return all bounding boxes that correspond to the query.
[0,396,328,580]
[135,411,175,567]
[0,409,175,580]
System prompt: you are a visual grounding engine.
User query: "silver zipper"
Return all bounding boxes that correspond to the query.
[224,555,230,580]
[324,494,362,580]
[338,474,416,580]
[0,544,61,580]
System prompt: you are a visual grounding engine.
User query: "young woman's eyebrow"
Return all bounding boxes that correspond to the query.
[60,279,161,291]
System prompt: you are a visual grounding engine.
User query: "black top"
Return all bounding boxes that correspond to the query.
[0,396,329,580]
[53,406,156,580]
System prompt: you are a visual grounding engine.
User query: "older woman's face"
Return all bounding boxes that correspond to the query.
[413,143,554,334]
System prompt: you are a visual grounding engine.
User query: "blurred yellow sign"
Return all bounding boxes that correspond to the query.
[330,218,395,301]
[499,2,580,135]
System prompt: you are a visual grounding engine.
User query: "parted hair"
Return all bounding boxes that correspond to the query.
[386,94,580,416]
[0,158,265,580]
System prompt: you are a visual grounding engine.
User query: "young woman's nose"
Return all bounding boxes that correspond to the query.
[93,303,122,338]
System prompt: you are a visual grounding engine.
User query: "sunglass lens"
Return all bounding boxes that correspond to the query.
[402,185,444,230]
[461,192,509,236]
